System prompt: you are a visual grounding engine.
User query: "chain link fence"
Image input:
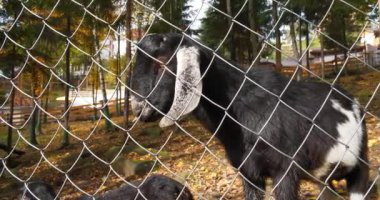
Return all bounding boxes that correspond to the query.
[0,0,380,199]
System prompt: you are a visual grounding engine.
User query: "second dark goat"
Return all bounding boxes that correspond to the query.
[79,175,193,200]
[20,181,56,200]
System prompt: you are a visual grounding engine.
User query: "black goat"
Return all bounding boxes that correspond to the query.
[79,175,193,200]
[130,33,369,200]
[20,181,56,200]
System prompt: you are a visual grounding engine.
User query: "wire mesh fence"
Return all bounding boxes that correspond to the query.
[0,0,379,199]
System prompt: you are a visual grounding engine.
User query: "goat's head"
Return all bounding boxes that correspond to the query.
[130,33,203,128]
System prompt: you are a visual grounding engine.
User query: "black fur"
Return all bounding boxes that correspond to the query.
[79,175,193,200]
[20,181,56,200]
[131,33,369,199]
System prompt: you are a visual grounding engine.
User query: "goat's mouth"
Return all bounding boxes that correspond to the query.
[131,98,161,122]
[139,107,161,122]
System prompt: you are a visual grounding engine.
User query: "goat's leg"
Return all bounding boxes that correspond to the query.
[243,177,265,200]
[272,171,299,200]
[240,155,266,199]
[346,162,369,200]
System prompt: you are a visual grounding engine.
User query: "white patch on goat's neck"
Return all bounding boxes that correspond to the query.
[326,99,363,166]
[350,193,365,200]
[159,46,202,128]
[313,99,363,179]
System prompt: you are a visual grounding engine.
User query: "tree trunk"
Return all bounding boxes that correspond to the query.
[169,1,173,32]
[43,83,50,123]
[7,65,15,148]
[226,0,236,61]
[62,16,71,147]
[35,99,42,135]
[93,22,112,131]
[342,19,348,76]
[334,49,338,73]
[30,67,38,145]
[248,41,252,61]
[320,30,325,79]
[115,24,121,116]
[273,1,281,71]
[289,21,299,59]
[92,70,98,120]
[98,63,112,130]
[124,0,132,129]
[248,0,260,66]
[35,74,43,135]
[296,19,303,81]
[305,22,310,78]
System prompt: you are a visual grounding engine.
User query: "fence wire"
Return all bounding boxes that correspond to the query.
[0,0,379,199]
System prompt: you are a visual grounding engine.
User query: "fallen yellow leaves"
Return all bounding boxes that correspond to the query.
[368,139,378,148]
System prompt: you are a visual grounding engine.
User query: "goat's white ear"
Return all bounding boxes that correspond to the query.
[159,46,203,128]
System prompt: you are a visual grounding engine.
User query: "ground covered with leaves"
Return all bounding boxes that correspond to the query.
[0,71,379,200]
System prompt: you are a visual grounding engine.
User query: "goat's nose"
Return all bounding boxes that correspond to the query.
[134,107,142,116]
[131,103,143,116]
